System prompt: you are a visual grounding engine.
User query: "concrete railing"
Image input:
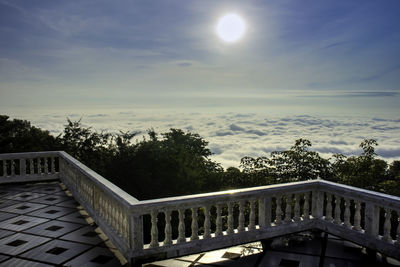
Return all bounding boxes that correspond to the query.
[0,152,60,183]
[1,151,399,265]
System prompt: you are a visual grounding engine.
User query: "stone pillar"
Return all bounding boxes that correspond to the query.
[312,191,324,219]
[365,202,379,237]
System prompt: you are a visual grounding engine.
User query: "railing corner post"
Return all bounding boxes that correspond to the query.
[365,202,379,237]
[20,158,26,176]
[130,214,144,252]
[259,197,271,228]
[312,190,324,219]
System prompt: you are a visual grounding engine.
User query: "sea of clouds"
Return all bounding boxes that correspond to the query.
[8,109,400,169]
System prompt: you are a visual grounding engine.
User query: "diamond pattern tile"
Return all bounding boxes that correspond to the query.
[57,211,90,225]
[20,239,91,265]
[0,229,15,239]
[23,220,84,238]
[0,258,54,267]
[30,195,70,205]
[64,246,121,266]
[0,211,18,222]
[0,182,122,266]
[27,205,75,219]
[0,233,50,255]
[60,225,104,245]
[4,192,46,201]
[0,202,48,214]
[0,215,49,231]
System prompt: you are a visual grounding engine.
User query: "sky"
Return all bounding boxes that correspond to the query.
[0,0,400,167]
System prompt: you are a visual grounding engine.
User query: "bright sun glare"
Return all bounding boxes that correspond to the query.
[216,13,246,43]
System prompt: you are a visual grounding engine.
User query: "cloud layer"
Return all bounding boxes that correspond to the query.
[5,109,400,169]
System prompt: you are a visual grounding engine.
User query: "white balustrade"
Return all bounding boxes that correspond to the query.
[1,151,400,263]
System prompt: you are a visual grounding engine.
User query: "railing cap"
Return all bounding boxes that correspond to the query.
[0,151,60,159]
[133,179,319,209]
[57,151,140,205]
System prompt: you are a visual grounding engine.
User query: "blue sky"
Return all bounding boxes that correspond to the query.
[0,0,400,115]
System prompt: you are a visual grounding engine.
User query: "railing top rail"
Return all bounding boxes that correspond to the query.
[57,151,139,206]
[0,151,59,159]
[318,180,400,209]
[132,179,319,210]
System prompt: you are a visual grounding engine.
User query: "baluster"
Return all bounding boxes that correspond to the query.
[99,196,104,218]
[249,199,256,230]
[303,193,309,220]
[227,202,234,234]
[112,203,116,228]
[2,160,7,176]
[215,204,223,236]
[204,205,211,238]
[124,215,129,242]
[383,208,392,242]
[106,200,110,223]
[29,159,34,174]
[284,194,292,223]
[44,158,48,174]
[354,201,361,231]
[238,201,245,232]
[275,195,282,224]
[50,157,55,174]
[119,210,123,236]
[149,210,159,247]
[106,201,110,223]
[191,208,199,241]
[37,158,42,174]
[117,209,122,234]
[177,209,186,243]
[109,202,113,225]
[10,160,15,176]
[325,193,333,221]
[334,195,341,224]
[344,198,351,228]
[164,210,173,245]
[294,194,300,221]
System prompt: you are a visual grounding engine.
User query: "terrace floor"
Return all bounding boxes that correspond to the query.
[0,182,399,267]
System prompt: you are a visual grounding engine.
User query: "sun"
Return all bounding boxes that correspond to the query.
[216,13,246,43]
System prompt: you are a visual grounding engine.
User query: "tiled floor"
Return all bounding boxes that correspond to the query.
[0,182,123,266]
[1,182,400,267]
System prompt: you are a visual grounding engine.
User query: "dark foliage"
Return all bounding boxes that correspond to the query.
[1,115,399,198]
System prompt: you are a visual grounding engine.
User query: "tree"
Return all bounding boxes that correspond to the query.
[57,118,113,175]
[0,115,61,153]
[330,139,387,191]
[106,128,223,200]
